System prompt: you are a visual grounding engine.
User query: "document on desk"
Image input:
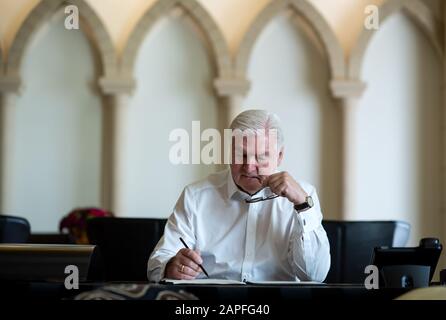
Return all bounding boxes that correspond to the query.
[162,278,246,285]
[162,279,325,285]
[246,280,326,285]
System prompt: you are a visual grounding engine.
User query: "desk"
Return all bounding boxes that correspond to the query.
[1,281,410,300]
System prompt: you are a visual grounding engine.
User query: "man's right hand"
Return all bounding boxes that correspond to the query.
[164,248,203,280]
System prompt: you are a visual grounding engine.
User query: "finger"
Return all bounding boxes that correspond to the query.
[178,263,200,277]
[269,179,287,193]
[172,269,195,280]
[268,178,283,190]
[265,172,280,182]
[178,256,201,273]
[166,258,189,280]
[268,172,287,185]
[261,175,271,187]
[263,176,278,189]
[173,258,199,278]
[270,182,287,196]
[265,177,283,189]
[180,248,203,265]
[180,273,195,280]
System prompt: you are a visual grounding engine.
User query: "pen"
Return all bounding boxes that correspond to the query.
[179,237,210,278]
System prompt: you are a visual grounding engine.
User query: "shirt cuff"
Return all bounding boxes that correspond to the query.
[148,259,170,283]
[293,207,321,233]
[159,260,170,281]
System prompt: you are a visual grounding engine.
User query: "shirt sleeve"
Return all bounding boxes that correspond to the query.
[147,186,196,282]
[287,186,331,282]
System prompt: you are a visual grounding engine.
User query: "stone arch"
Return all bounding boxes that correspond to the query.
[235,0,345,81]
[6,0,117,77]
[121,0,231,79]
[349,0,443,79]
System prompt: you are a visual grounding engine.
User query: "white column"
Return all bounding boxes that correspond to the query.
[330,80,366,220]
[222,95,244,126]
[99,76,135,216]
[0,92,17,213]
[339,96,360,220]
[214,77,250,171]
[0,75,21,214]
[108,93,130,215]
[214,77,250,127]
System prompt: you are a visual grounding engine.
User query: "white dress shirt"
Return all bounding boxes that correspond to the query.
[147,169,330,282]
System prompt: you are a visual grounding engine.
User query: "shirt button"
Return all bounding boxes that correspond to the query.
[303,219,306,226]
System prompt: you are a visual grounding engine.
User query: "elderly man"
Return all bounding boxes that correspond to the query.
[148,110,330,282]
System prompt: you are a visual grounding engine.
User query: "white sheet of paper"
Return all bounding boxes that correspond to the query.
[162,278,246,285]
[246,280,325,285]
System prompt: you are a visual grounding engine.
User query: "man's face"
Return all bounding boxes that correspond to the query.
[230,132,283,195]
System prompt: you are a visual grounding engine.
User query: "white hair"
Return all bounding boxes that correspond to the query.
[230,109,284,147]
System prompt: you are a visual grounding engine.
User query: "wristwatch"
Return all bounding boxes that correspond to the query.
[294,196,314,213]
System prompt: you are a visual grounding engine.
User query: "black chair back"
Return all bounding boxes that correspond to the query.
[28,233,73,244]
[86,217,167,281]
[322,220,410,283]
[0,215,31,243]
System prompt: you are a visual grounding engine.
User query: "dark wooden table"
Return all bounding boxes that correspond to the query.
[0,281,410,300]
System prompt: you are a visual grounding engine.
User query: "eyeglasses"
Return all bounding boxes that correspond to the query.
[245,193,279,203]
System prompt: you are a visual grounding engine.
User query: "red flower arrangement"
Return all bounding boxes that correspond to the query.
[59,207,113,244]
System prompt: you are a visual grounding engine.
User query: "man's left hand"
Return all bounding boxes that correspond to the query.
[263,171,308,205]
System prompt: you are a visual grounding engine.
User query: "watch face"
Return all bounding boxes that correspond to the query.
[307,196,314,208]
